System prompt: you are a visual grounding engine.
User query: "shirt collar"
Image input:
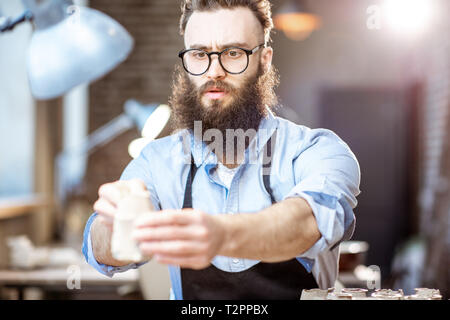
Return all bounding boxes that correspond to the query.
[254,107,278,155]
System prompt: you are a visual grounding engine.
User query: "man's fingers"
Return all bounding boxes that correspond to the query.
[98,183,125,205]
[135,210,197,228]
[139,240,208,256]
[95,179,150,230]
[152,254,210,270]
[127,179,148,194]
[98,179,148,205]
[132,225,206,242]
[93,198,116,219]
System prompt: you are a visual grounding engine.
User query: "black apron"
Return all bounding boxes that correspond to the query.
[180,132,318,299]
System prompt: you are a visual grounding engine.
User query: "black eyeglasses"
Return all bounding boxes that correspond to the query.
[178,43,265,76]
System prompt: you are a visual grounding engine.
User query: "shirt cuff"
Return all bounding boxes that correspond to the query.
[284,189,348,260]
[82,213,148,277]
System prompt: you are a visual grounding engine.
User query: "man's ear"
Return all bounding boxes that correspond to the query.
[260,46,273,73]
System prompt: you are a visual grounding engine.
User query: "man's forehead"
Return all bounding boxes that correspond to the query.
[184,7,264,49]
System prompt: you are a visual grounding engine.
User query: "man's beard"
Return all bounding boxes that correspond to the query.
[169,63,279,159]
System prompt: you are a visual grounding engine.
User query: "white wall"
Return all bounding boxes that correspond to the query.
[0,0,35,196]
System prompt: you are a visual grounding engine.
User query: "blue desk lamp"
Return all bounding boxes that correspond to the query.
[0,0,133,99]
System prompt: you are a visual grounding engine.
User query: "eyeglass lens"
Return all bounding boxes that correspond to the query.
[183,48,249,75]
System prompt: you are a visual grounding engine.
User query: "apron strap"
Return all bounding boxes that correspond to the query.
[262,130,277,204]
[182,130,277,209]
[182,155,197,209]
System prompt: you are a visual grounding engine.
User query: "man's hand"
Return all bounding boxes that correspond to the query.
[132,209,226,270]
[93,179,149,228]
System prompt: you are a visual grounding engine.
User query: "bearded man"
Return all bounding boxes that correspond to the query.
[83,0,361,300]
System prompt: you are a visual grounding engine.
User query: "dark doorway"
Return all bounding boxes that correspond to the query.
[319,85,419,280]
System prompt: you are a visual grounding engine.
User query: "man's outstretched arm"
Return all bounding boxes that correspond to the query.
[218,197,320,262]
[132,197,320,269]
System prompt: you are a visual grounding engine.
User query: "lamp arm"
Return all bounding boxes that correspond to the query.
[0,10,33,33]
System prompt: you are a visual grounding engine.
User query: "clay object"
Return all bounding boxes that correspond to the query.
[371,289,404,300]
[300,288,331,300]
[351,296,379,300]
[7,235,81,269]
[341,288,368,298]
[404,294,442,300]
[375,294,403,300]
[111,192,153,262]
[405,289,442,300]
[327,292,353,300]
[7,235,49,269]
[414,288,441,298]
[404,295,426,300]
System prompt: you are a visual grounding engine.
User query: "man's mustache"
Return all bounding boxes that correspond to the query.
[198,80,236,95]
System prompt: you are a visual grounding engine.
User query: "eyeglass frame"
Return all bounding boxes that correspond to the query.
[178,43,265,76]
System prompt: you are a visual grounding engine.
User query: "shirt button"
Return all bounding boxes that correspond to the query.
[232,259,239,264]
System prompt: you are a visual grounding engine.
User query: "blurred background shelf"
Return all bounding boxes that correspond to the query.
[0,194,48,220]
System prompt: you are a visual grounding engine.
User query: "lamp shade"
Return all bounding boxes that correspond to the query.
[27,6,133,99]
[273,0,321,41]
[124,99,172,159]
[124,99,172,138]
[124,99,159,132]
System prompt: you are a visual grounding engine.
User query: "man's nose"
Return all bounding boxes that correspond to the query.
[206,55,226,80]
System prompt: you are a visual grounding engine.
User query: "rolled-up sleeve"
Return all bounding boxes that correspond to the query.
[283,128,361,260]
[82,148,160,276]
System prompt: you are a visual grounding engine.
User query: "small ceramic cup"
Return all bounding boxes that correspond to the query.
[414,288,440,298]
[341,288,368,298]
[300,288,329,300]
[371,289,404,300]
[327,292,353,300]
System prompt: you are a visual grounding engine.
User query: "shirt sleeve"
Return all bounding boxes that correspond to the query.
[283,128,361,260]
[81,149,160,276]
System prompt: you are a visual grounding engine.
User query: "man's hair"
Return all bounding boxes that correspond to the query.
[179,0,274,44]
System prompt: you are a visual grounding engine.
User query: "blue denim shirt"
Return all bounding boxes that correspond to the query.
[82,109,361,299]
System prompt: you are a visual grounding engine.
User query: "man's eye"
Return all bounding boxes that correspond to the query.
[193,51,207,59]
[227,50,243,58]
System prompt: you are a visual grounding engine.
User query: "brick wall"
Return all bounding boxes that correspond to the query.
[417,0,450,297]
[84,0,183,203]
